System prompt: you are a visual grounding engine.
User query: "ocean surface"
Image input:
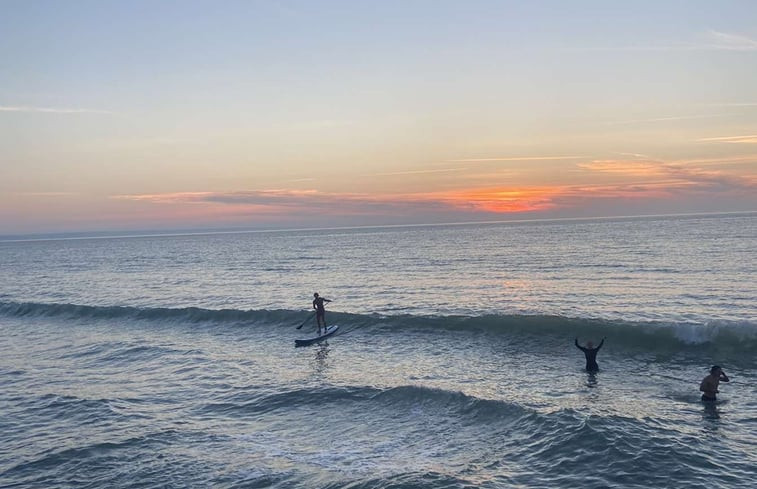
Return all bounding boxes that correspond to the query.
[1,213,756,488]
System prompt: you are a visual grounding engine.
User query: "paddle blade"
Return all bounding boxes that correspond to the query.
[296,312,315,329]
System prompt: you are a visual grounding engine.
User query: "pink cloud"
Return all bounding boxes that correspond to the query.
[105,157,754,227]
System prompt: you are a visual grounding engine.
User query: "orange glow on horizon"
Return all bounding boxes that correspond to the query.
[432,187,563,213]
[97,165,756,230]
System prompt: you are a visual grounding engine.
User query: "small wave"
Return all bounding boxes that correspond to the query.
[383,313,757,353]
[0,300,300,326]
[98,343,186,365]
[196,382,742,489]
[370,385,527,421]
[196,385,378,416]
[14,394,150,425]
[197,383,530,426]
[2,429,180,479]
[1,300,755,353]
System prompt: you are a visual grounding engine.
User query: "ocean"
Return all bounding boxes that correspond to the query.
[1,213,756,488]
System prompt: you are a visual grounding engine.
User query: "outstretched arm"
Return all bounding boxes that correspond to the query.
[720,372,730,382]
[574,338,582,350]
[596,338,605,350]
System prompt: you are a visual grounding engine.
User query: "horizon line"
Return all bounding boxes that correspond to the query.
[1,210,755,244]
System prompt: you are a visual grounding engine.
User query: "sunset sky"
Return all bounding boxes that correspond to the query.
[2,0,756,235]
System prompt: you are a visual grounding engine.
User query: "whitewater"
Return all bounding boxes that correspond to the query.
[1,214,756,488]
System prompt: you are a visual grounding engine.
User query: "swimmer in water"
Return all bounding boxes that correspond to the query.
[700,365,729,402]
[575,337,605,372]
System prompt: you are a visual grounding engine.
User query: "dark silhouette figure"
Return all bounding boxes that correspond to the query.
[312,292,332,335]
[575,337,605,372]
[700,365,729,402]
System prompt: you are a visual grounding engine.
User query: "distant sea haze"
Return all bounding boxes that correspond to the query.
[1,213,755,488]
[2,210,755,242]
[1,213,754,324]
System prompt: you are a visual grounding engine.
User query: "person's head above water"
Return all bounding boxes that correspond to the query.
[710,365,722,375]
[586,341,594,348]
[314,292,319,298]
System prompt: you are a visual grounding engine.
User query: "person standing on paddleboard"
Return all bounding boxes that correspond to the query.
[312,292,331,335]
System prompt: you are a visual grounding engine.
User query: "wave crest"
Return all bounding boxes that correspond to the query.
[1,300,754,353]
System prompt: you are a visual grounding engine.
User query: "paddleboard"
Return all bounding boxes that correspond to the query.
[295,325,339,347]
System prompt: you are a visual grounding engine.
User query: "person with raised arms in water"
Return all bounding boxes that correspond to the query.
[700,365,729,402]
[312,292,332,335]
[575,337,605,372]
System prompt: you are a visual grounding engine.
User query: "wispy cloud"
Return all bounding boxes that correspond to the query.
[368,168,467,177]
[578,160,666,177]
[605,114,728,125]
[571,30,757,52]
[600,153,757,167]
[448,156,582,163]
[12,191,79,197]
[112,189,459,218]
[704,30,757,51]
[0,105,114,114]
[115,189,365,207]
[617,152,652,159]
[706,102,757,107]
[579,158,755,192]
[113,192,200,203]
[676,155,757,165]
[698,135,757,144]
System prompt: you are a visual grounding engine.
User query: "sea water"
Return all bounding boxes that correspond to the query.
[1,214,756,488]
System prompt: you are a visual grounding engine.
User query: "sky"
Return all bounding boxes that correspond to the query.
[1,0,756,235]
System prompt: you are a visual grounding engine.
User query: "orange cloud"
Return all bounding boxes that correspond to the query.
[112,191,215,204]
[109,161,755,225]
[578,160,667,176]
[433,187,561,213]
[113,187,562,217]
[578,158,755,189]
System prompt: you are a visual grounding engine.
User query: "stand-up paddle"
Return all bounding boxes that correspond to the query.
[296,312,316,330]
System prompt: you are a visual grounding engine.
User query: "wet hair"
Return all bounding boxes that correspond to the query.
[314,292,319,297]
[710,365,722,374]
